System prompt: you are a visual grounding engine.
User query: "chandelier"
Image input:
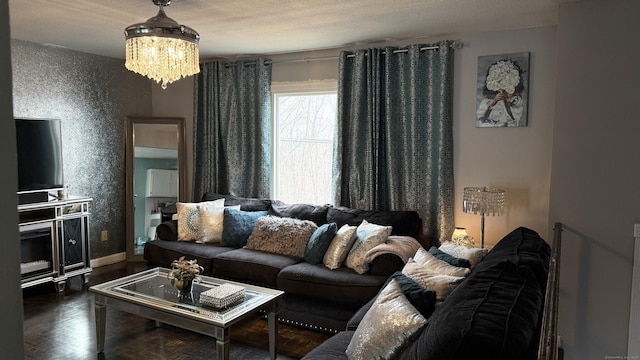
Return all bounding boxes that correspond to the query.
[124,0,200,89]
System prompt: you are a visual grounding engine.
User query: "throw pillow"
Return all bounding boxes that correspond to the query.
[197,204,241,244]
[428,246,472,268]
[245,216,318,259]
[385,271,437,318]
[346,279,427,360]
[402,259,465,304]
[176,199,225,241]
[412,248,471,277]
[439,241,490,269]
[345,220,392,274]
[304,223,338,264]
[323,224,358,269]
[220,208,268,248]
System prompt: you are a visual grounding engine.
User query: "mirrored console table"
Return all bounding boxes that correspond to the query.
[18,195,92,292]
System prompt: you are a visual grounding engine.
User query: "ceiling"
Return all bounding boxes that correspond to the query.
[8,0,568,60]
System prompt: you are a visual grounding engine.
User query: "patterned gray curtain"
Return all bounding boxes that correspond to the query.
[333,41,454,244]
[193,59,272,200]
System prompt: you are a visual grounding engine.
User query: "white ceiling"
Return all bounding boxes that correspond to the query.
[8,0,568,60]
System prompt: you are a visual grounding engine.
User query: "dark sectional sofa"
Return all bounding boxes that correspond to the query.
[302,226,551,359]
[143,192,425,333]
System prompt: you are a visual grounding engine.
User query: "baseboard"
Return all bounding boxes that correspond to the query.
[90,252,127,268]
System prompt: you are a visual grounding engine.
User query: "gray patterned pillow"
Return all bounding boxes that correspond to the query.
[245,216,317,259]
[346,279,427,359]
[345,220,392,274]
[323,224,357,270]
[176,199,225,241]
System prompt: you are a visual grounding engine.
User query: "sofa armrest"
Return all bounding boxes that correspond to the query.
[369,253,405,277]
[156,220,178,241]
[346,297,376,331]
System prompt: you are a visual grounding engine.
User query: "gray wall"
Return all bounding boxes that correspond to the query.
[549,0,640,358]
[11,39,152,259]
[0,0,24,357]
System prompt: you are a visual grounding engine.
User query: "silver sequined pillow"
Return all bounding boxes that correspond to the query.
[438,241,489,269]
[413,247,471,277]
[197,204,241,244]
[345,220,392,274]
[323,224,357,269]
[402,259,465,305]
[346,279,427,360]
[176,199,225,241]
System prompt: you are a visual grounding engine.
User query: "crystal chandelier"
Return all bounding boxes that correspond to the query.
[125,0,200,89]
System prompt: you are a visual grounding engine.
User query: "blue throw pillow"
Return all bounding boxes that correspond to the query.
[304,223,338,264]
[220,208,267,247]
[429,246,471,268]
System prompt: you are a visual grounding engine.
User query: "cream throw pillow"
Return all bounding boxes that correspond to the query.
[323,224,358,270]
[402,259,465,304]
[438,241,489,269]
[346,279,426,360]
[413,247,471,277]
[197,204,241,244]
[176,199,225,241]
[345,220,392,274]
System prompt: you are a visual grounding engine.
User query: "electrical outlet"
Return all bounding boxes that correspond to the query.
[634,224,640,238]
[101,230,108,241]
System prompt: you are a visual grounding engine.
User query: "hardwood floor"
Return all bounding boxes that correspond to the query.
[22,262,330,360]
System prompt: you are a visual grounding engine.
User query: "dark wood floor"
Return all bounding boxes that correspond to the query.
[22,261,330,360]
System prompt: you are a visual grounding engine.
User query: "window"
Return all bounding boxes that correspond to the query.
[272,82,337,205]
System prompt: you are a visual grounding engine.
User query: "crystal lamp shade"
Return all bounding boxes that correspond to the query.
[125,6,200,89]
[462,187,505,216]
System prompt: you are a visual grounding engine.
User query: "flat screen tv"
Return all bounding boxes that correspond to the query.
[15,118,64,196]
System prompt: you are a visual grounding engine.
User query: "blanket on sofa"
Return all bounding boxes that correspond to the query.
[365,236,422,264]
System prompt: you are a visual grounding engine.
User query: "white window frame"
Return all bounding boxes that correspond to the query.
[271,80,338,203]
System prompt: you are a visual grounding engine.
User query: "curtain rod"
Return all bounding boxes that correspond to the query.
[223,40,463,67]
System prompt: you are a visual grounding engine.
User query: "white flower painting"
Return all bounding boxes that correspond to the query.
[476,52,529,127]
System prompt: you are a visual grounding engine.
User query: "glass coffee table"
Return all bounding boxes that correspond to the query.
[89,267,284,360]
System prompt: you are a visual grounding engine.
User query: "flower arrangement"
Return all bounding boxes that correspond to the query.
[168,256,204,292]
[486,60,521,94]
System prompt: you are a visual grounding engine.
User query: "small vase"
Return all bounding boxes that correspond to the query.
[175,278,194,295]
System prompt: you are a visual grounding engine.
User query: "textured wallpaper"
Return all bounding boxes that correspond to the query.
[11,39,152,259]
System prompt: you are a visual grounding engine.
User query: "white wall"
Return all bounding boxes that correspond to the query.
[0,0,25,357]
[549,0,640,358]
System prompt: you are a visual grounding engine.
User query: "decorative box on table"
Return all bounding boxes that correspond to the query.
[200,283,246,309]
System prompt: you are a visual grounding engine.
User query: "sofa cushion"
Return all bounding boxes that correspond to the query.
[428,246,471,268]
[305,223,338,264]
[220,208,268,247]
[269,203,331,225]
[345,220,392,274]
[156,220,178,241]
[278,262,387,306]
[245,216,317,259]
[201,192,274,211]
[401,259,465,305]
[323,224,358,270]
[212,248,300,288]
[142,239,235,276]
[327,206,421,237]
[300,331,353,360]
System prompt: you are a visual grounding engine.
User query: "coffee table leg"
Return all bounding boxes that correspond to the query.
[94,296,106,353]
[214,327,230,360]
[268,303,278,360]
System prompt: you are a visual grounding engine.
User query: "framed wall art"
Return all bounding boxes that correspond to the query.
[476,52,529,127]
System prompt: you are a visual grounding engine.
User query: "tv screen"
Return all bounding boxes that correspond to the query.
[15,118,64,193]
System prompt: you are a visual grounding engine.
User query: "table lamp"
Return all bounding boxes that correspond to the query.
[462,187,505,248]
